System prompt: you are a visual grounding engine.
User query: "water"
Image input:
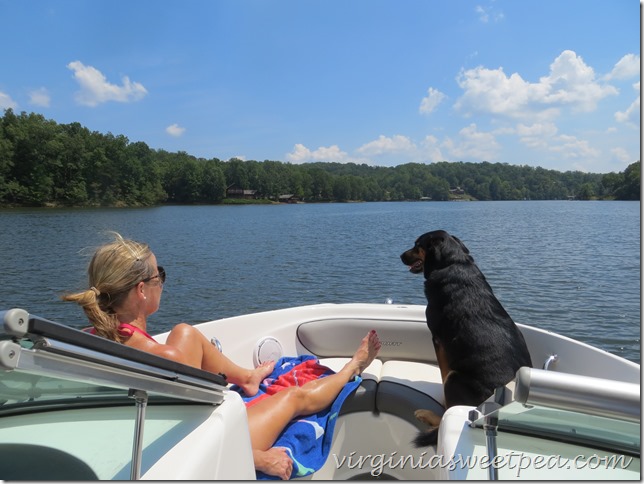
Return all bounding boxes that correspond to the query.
[0,201,640,364]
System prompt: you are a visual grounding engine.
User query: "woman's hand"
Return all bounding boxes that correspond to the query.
[254,447,293,480]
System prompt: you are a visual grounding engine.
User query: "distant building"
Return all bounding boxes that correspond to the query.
[278,194,300,203]
[226,186,259,199]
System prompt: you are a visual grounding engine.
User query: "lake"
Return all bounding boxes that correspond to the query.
[0,201,640,364]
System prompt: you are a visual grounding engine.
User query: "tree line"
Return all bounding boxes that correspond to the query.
[0,109,639,207]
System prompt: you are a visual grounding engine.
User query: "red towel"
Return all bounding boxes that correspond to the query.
[245,358,331,409]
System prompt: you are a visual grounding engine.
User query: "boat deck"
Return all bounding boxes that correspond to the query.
[0,308,253,480]
[0,304,640,480]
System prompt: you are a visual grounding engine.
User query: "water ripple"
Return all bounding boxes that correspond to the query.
[0,201,639,363]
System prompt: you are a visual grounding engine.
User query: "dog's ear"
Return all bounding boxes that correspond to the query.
[450,235,470,255]
[420,231,451,272]
[422,231,471,272]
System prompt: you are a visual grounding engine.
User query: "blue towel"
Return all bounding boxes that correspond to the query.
[232,355,361,480]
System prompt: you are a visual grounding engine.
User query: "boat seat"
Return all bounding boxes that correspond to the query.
[379,360,445,405]
[319,358,382,415]
[320,358,446,428]
[377,360,445,430]
[0,443,98,480]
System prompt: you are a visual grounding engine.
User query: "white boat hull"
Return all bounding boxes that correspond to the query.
[158,303,640,480]
[1,303,639,480]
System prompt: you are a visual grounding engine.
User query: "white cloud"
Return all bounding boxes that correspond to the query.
[286,143,350,163]
[0,91,17,110]
[420,135,445,162]
[287,136,444,166]
[165,123,186,137]
[606,54,640,80]
[475,5,489,22]
[286,144,311,163]
[610,147,632,164]
[614,82,640,124]
[28,87,50,107]
[67,60,147,107]
[442,123,501,161]
[356,135,416,156]
[455,50,618,119]
[540,51,618,111]
[547,134,600,161]
[475,5,504,23]
[419,87,446,114]
[455,65,549,118]
[515,122,600,164]
[516,122,559,150]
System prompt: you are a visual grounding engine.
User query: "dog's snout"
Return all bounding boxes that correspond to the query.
[401,246,425,274]
[400,248,414,264]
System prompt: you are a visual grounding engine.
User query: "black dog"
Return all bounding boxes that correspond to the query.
[400,230,532,447]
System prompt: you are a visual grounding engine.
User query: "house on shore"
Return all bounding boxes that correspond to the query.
[278,194,300,203]
[226,186,259,200]
[449,186,465,200]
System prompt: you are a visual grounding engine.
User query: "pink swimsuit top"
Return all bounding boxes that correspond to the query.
[117,323,157,342]
[84,323,157,342]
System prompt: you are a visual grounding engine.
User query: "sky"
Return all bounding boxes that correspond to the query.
[0,0,640,174]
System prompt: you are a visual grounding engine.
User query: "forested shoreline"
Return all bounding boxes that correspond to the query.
[0,109,639,207]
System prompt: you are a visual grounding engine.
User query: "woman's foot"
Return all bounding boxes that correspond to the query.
[240,360,275,396]
[254,447,293,480]
[345,330,381,379]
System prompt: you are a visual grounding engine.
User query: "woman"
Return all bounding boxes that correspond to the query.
[63,233,381,479]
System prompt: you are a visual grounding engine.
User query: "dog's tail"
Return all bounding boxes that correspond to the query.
[413,428,439,447]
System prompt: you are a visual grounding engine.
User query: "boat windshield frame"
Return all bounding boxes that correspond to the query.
[471,399,641,457]
[470,367,641,457]
[0,309,228,412]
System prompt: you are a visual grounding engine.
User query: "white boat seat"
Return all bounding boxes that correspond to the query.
[319,358,382,415]
[0,443,98,480]
[298,317,442,421]
[377,360,445,430]
[319,357,382,383]
[296,318,436,362]
[319,358,446,428]
[379,360,445,405]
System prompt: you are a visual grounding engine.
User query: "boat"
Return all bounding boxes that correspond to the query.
[0,303,639,480]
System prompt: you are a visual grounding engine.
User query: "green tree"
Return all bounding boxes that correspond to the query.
[225,158,249,189]
[0,109,634,206]
[200,159,226,202]
[332,175,352,201]
[614,161,640,200]
[577,183,595,200]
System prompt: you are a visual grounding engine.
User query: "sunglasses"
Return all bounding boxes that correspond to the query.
[142,266,166,285]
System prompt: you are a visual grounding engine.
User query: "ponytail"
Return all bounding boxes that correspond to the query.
[62,232,154,343]
[62,287,124,343]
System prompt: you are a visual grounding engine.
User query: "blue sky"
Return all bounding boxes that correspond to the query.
[1,0,640,173]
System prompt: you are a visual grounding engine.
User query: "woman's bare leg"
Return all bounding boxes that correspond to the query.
[165,323,274,396]
[248,330,381,478]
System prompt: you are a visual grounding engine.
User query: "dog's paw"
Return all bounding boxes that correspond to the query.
[414,409,441,427]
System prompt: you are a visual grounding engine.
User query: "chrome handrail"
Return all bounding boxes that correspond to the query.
[129,390,148,480]
[515,367,640,423]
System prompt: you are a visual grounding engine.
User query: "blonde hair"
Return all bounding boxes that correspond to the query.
[62,232,155,342]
